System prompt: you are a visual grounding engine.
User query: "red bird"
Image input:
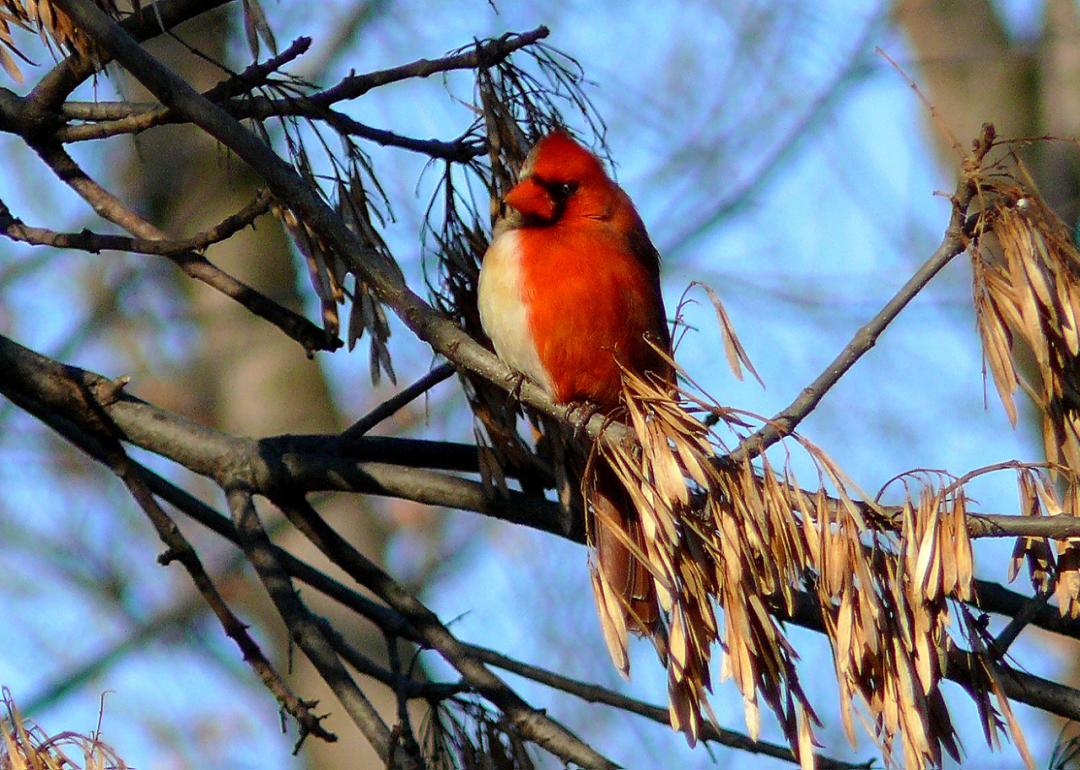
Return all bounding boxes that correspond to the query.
[478,130,674,670]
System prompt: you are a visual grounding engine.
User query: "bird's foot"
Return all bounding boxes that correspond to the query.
[506,371,527,402]
[564,400,601,436]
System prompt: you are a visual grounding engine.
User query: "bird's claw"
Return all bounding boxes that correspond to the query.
[506,371,527,402]
[564,400,600,435]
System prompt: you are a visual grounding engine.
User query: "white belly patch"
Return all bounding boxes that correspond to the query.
[477,229,553,392]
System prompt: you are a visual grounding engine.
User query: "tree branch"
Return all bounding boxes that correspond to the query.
[731,177,975,463]
[341,363,456,441]
[10,141,337,354]
[225,487,410,767]
[312,28,550,106]
[275,495,618,770]
[8,331,1080,548]
[0,188,274,255]
[112,451,336,749]
[7,325,1080,763]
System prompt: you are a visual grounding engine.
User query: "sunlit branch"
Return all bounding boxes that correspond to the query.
[729,128,993,463]
[7,329,1080,543]
[7,322,1080,759]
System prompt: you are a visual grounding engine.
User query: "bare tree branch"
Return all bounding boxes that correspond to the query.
[731,167,980,464]
[5,140,337,353]
[8,330,1080,547]
[226,487,410,767]
[312,27,550,106]
[0,188,274,255]
[275,495,618,770]
[20,0,237,112]
[110,450,337,749]
[342,363,456,440]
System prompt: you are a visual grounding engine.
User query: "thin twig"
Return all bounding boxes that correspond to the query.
[729,169,977,464]
[462,643,874,770]
[112,453,336,748]
[24,142,336,354]
[383,629,424,764]
[313,28,549,106]
[0,188,274,255]
[56,34,312,142]
[342,362,455,441]
[314,617,464,702]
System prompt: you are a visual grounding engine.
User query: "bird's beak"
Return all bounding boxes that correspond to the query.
[503,176,558,224]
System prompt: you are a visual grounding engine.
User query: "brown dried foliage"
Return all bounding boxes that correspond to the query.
[0,0,120,81]
[422,698,537,770]
[1,689,127,770]
[1,0,276,81]
[272,162,396,386]
[968,158,1080,616]
[586,361,1028,769]
[571,131,1080,769]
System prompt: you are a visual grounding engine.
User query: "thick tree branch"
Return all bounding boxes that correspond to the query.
[0,331,563,528]
[7,331,1080,546]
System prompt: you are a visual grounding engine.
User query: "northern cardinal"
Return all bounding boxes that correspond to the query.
[478,130,674,671]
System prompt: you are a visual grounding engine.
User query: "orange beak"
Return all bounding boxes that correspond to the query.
[503,176,558,223]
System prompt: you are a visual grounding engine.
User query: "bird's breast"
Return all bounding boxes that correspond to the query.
[478,228,554,392]
[480,219,669,411]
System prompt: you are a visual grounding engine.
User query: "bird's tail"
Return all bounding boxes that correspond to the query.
[580,370,719,745]
[586,458,668,677]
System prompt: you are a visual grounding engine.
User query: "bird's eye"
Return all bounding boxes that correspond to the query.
[551,181,578,199]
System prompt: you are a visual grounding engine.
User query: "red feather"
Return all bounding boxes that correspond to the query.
[478,130,674,666]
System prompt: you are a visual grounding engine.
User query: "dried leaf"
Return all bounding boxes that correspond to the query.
[241,0,277,60]
[693,281,764,386]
